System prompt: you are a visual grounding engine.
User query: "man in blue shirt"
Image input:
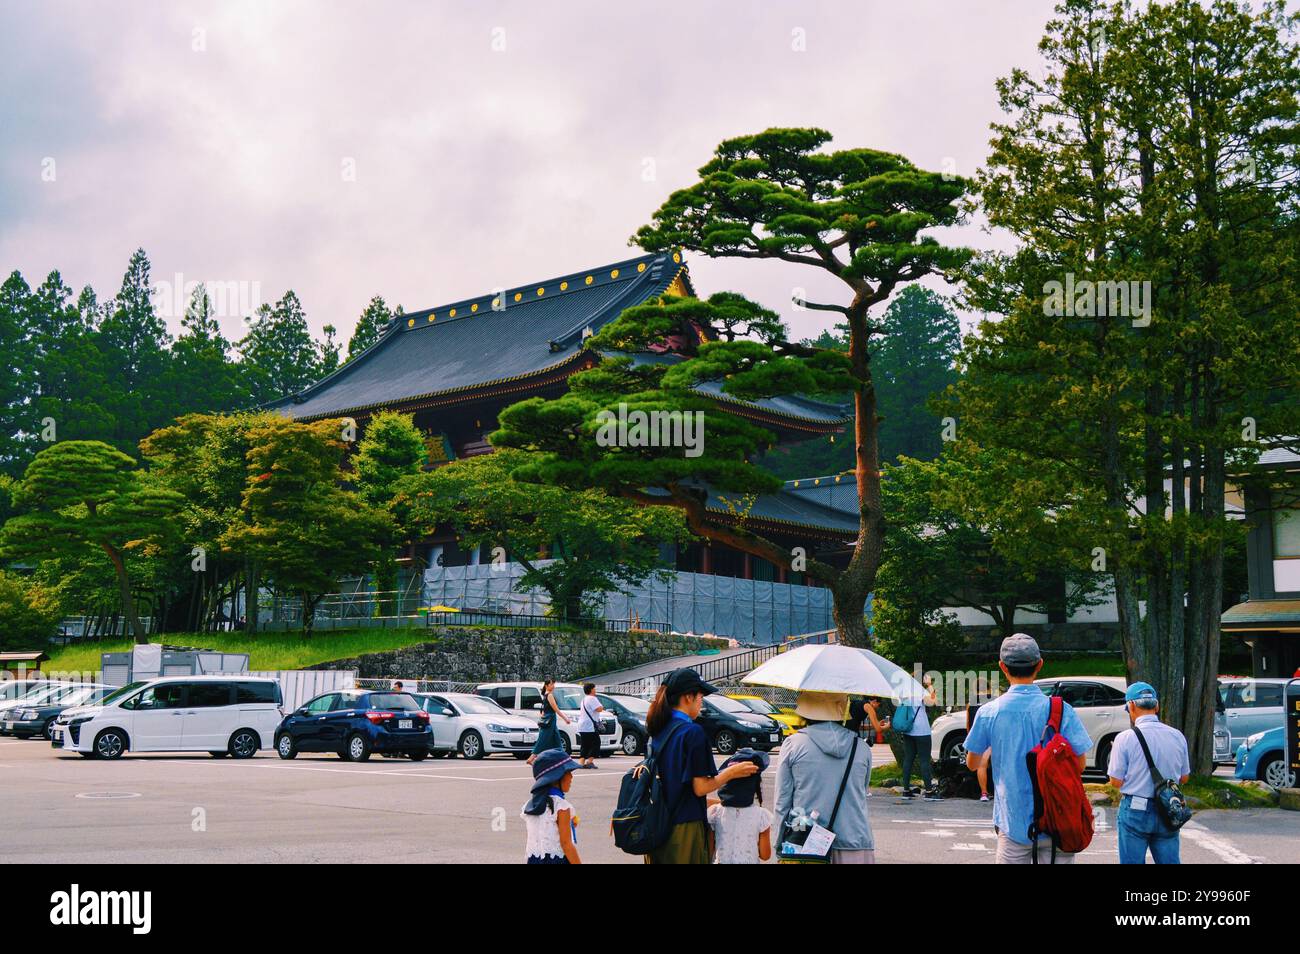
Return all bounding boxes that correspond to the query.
[1106,682,1191,865]
[965,633,1092,863]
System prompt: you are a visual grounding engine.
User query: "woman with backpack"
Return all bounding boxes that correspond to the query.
[527,678,569,765]
[897,675,938,799]
[773,691,875,863]
[640,668,759,864]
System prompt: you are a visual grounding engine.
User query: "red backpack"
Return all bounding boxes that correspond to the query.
[1026,695,1094,861]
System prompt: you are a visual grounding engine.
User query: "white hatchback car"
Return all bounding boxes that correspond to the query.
[929,676,1130,770]
[414,692,540,759]
[52,675,284,759]
[476,681,621,757]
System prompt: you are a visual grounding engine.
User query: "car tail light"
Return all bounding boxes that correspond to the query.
[414,711,429,721]
[365,711,394,723]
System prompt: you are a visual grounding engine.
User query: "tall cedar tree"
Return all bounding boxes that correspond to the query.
[954,0,1300,767]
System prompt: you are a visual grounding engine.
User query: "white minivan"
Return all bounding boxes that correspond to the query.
[53,675,284,760]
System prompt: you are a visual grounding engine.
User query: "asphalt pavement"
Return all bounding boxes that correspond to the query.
[2,737,1295,864]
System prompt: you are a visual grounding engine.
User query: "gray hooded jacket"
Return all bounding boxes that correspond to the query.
[773,721,874,851]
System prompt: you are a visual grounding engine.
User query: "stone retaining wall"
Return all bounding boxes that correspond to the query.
[307,626,729,682]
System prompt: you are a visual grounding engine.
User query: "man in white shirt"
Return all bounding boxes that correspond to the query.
[576,682,605,769]
[1106,682,1191,864]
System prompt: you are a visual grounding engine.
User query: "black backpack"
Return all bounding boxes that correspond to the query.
[611,719,687,855]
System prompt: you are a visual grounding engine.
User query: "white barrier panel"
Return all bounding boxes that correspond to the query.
[248,670,356,710]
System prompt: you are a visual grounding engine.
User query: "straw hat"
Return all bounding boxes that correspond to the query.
[794,691,850,722]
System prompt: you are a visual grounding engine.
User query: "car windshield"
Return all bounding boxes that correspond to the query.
[611,695,650,714]
[100,682,147,706]
[450,695,508,715]
[18,684,74,705]
[734,697,777,714]
[552,687,583,710]
[709,696,751,714]
[368,693,420,711]
[59,686,103,706]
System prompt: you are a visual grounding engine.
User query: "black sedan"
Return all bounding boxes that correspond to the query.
[274,689,432,762]
[598,693,651,756]
[697,695,783,755]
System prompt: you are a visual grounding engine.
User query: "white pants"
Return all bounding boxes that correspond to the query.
[995,832,1076,864]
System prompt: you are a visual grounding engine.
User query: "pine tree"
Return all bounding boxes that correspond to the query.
[239,291,320,405]
[346,295,392,362]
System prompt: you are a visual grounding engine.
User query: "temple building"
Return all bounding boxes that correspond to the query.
[270,251,856,642]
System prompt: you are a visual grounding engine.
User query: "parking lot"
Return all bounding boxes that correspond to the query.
[3,737,1296,864]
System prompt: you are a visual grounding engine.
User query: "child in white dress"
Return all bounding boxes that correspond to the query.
[521,748,582,864]
[707,748,772,864]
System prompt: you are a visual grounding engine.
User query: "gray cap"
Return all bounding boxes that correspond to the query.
[999,632,1042,666]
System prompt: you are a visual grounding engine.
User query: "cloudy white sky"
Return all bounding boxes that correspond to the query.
[0,0,1058,346]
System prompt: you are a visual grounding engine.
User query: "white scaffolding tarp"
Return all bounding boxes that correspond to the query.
[422,562,833,646]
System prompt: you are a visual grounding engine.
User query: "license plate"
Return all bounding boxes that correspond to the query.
[770,734,779,742]
[398,719,413,729]
[524,731,538,741]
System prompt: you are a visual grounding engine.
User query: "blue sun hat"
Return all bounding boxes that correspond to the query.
[717,748,769,808]
[524,748,581,816]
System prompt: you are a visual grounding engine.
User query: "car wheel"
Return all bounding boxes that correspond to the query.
[346,733,372,762]
[408,749,429,761]
[42,719,55,741]
[228,728,260,759]
[276,734,298,760]
[940,731,968,763]
[459,730,485,760]
[559,733,572,756]
[1261,755,1297,790]
[715,729,738,755]
[93,729,127,760]
[621,732,642,756]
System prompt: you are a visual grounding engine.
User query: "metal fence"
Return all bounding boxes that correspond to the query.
[422,610,670,634]
[354,678,481,694]
[597,629,835,696]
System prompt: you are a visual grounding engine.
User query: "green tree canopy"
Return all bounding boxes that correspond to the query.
[395,449,688,620]
[0,440,183,642]
[628,128,972,644]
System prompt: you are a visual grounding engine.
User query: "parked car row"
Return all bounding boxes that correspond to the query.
[29,673,792,761]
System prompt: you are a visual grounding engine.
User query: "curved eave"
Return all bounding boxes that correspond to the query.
[285,352,595,422]
[703,506,856,540]
[706,391,848,434]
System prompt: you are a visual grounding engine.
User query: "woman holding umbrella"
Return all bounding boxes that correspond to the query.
[745,643,927,864]
[773,691,875,863]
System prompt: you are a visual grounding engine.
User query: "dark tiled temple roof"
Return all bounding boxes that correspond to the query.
[270,252,691,419]
[706,485,859,537]
[269,251,847,430]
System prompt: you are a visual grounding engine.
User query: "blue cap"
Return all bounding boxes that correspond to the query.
[1125,682,1158,705]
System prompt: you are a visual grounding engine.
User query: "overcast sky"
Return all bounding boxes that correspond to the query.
[0,0,1058,346]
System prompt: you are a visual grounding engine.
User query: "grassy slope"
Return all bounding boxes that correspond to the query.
[44,627,436,674]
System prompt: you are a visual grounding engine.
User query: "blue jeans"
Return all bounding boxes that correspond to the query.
[1118,794,1180,864]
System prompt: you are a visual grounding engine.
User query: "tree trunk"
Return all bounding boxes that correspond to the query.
[102,543,146,644]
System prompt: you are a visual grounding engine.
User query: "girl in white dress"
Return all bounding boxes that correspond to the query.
[707,748,772,864]
[521,748,582,864]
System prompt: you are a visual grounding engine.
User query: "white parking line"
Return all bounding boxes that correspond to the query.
[1181,822,1258,864]
[150,759,622,783]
